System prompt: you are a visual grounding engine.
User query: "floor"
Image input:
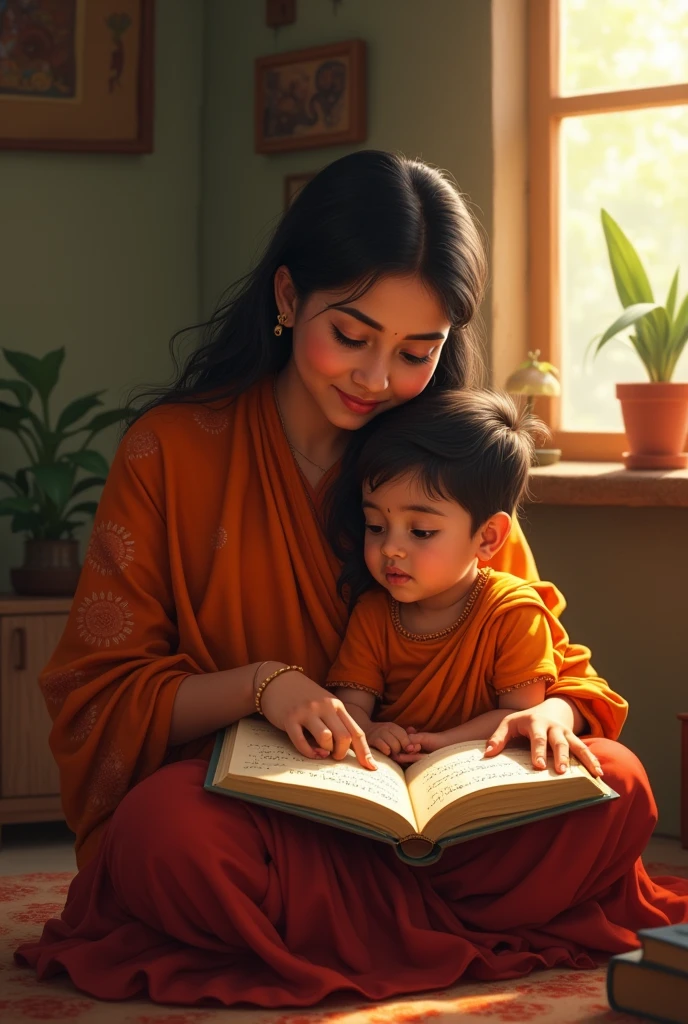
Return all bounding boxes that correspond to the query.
[1,823,686,1023]
[0,820,77,876]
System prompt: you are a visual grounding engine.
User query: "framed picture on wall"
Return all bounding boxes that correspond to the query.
[255,39,366,154]
[0,0,155,153]
[284,172,315,209]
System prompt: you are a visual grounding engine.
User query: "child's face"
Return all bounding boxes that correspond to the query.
[362,473,502,605]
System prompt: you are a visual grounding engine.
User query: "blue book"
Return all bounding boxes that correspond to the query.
[607,948,688,1023]
[204,717,618,866]
[639,924,688,975]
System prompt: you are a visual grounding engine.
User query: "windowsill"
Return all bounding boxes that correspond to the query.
[527,461,688,507]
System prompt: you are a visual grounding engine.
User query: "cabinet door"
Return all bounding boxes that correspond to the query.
[1,614,68,797]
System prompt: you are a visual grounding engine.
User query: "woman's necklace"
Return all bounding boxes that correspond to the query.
[273,379,328,475]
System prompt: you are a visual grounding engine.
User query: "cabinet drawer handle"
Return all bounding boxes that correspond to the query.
[13,627,27,672]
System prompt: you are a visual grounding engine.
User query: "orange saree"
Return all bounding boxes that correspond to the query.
[15,377,688,1007]
[38,378,348,867]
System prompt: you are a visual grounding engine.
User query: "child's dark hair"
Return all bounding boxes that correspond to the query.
[325,388,542,610]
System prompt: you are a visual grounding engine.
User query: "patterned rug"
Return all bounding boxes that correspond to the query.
[2,858,687,1024]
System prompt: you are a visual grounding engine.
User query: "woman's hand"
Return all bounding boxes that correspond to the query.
[259,668,377,770]
[484,699,604,778]
[367,722,421,758]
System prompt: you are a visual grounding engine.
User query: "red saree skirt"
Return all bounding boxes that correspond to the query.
[15,738,688,1007]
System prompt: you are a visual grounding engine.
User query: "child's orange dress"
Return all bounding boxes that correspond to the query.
[327,568,626,735]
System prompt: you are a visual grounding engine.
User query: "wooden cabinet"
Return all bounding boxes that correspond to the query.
[0,596,71,835]
[680,713,688,850]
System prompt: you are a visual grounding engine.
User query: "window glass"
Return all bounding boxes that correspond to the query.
[560,0,688,94]
[560,104,688,431]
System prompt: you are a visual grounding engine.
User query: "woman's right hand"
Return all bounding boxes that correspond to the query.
[259,667,377,770]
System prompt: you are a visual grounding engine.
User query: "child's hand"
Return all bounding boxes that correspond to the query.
[367,722,421,758]
[392,726,447,763]
[484,704,605,778]
[407,729,446,752]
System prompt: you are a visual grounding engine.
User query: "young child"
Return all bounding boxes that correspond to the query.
[325,388,600,772]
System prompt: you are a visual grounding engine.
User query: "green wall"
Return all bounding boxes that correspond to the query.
[201,0,494,320]
[0,0,204,590]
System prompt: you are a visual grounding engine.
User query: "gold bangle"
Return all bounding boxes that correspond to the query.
[252,661,271,698]
[255,664,303,716]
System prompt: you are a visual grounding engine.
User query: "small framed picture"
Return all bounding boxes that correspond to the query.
[0,0,155,153]
[255,39,366,155]
[284,172,315,209]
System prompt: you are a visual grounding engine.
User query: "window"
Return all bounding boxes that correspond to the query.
[528,0,688,458]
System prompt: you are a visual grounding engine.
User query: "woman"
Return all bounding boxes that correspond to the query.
[16,151,687,1007]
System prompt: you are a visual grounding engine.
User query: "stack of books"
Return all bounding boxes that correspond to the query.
[607,923,688,1023]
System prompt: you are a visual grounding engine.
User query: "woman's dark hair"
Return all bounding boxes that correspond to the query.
[127,150,487,424]
[325,388,541,610]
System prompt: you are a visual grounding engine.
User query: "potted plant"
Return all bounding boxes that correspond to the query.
[0,347,129,595]
[591,209,688,469]
[505,351,562,465]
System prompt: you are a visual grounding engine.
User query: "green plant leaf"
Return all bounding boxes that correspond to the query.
[601,209,654,307]
[10,510,43,535]
[65,449,110,476]
[663,292,688,380]
[71,475,106,497]
[31,463,75,511]
[0,495,37,515]
[642,307,672,380]
[78,408,130,434]
[15,468,29,494]
[3,350,43,388]
[65,501,99,518]
[626,330,657,381]
[593,303,661,351]
[0,472,21,495]
[2,348,64,403]
[633,316,662,380]
[669,292,688,350]
[37,348,65,402]
[0,378,32,406]
[666,269,680,323]
[0,401,30,430]
[56,392,105,433]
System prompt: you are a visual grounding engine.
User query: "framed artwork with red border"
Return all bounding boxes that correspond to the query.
[0,0,155,153]
[255,39,366,154]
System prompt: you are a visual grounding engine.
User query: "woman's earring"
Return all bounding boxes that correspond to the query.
[274,312,288,337]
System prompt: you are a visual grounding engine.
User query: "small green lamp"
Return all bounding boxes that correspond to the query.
[505,350,562,466]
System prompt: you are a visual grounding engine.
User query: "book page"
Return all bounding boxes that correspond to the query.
[227,718,417,831]
[406,742,591,834]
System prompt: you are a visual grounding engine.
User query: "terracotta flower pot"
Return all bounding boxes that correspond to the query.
[616,382,688,470]
[11,539,82,596]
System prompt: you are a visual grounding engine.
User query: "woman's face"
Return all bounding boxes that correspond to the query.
[286,273,452,430]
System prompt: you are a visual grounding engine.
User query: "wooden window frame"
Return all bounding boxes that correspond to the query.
[528,0,688,460]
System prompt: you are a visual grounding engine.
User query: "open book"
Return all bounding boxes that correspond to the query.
[205,717,618,864]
